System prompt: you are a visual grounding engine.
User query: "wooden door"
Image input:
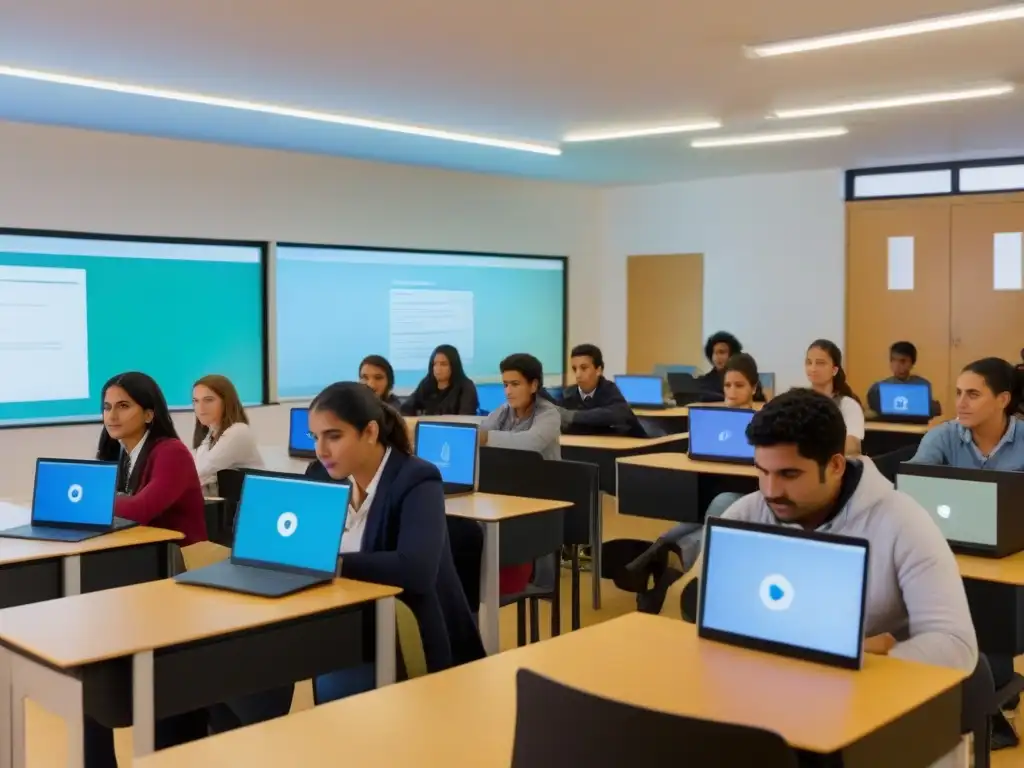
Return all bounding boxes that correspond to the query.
[626,254,703,374]
[846,201,953,413]
[950,197,1024,379]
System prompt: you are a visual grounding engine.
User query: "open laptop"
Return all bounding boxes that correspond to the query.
[876,381,932,424]
[415,421,479,496]
[897,463,1024,557]
[698,517,870,670]
[667,372,705,406]
[0,458,136,542]
[687,406,757,464]
[176,471,349,597]
[614,375,666,409]
[288,407,316,458]
[476,382,506,416]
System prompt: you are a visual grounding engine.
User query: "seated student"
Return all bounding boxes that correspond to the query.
[559,343,645,437]
[865,341,941,416]
[191,374,264,494]
[697,331,743,397]
[693,389,978,671]
[721,352,764,408]
[359,354,402,409]
[805,339,865,456]
[400,344,478,416]
[88,372,209,767]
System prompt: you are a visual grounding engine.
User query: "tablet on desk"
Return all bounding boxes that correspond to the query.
[288,407,316,459]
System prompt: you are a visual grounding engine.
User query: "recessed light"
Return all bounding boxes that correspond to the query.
[563,121,722,142]
[747,2,1024,57]
[0,65,562,156]
[691,127,848,148]
[773,84,1015,119]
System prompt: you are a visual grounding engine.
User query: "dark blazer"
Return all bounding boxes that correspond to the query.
[400,379,479,416]
[561,377,646,438]
[338,452,485,671]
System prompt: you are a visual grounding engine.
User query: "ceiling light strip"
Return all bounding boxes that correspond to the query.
[774,84,1015,119]
[691,127,848,148]
[563,121,722,142]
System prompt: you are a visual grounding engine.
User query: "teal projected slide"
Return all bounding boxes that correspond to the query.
[274,246,566,398]
[0,233,264,426]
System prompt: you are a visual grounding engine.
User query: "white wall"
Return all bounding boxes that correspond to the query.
[0,121,601,500]
[599,168,846,390]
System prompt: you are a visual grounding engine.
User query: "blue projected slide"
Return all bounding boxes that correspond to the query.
[0,233,264,425]
[233,475,350,574]
[289,408,315,453]
[688,409,756,462]
[878,382,930,417]
[702,526,866,660]
[33,460,118,525]
[416,423,477,485]
[615,375,663,405]
[275,246,565,398]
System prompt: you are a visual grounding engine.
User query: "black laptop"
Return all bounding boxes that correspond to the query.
[415,421,479,496]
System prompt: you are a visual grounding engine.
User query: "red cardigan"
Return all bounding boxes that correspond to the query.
[114,437,208,546]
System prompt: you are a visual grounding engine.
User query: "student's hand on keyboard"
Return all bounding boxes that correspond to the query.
[863,633,896,655]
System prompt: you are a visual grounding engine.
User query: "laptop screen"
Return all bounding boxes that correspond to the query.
[233,474,350,575]
[878,382,930,417]
[615,375,663,405]
[416,423,478,486]
[897,473,998,546]
[289,408,315,453]
[476,382,506,415]
[688,408,756,462]
[33,460,118,525]
[700,522,868,666]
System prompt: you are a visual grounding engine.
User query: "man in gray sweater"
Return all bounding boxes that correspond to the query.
[696,388,977,671]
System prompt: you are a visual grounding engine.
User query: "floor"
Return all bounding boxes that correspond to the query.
[20,497,1024,766]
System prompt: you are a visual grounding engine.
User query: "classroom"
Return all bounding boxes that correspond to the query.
[0,1,1023,766]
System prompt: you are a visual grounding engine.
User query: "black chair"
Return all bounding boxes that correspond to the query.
[511,669,799,768]
[871,444,918,484]
[446,516,483,609]
[211,468,246,545]
[961,655,994,768]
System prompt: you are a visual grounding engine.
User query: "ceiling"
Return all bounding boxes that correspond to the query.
[1,0,1024,185]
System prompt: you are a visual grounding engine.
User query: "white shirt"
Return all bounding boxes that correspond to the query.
[125,431,149,476]
[193,422,264,491]
[838,396,866,440]
[339,448,391,554]
[578,386,596,401]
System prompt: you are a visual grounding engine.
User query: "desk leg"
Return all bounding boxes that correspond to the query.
[62,555,81,596]
[9,652,84,768]
[375,597,397,687]
[591,493,605,611]
[0,648,10,768]
[132,651,155,759]
[479,522,500,655]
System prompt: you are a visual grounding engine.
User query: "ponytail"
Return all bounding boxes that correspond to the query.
[378,402,412,454]
[311,381,413,454]
[808,339,861,406]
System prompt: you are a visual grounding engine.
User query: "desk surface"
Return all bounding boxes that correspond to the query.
[0,577,400,668]
[617,451,758,477]
[559,432,687,451]
[633,402,764,419]
[135,613,966,767]
[865,417,945,435]
[956,551,1024,585]
[444,492,571,523]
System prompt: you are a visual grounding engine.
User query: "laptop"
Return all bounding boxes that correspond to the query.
[545,386,564,404]
[667,372,705,406]
[614,375,666,409]
[0,458,136,542]
[876,382,932,424]
[288,407,316,458]
[897,463,1024,557]
[175,471,349,597]
[476,382,506,416]
[698,517,870,670]
[415,421,479,496]
[687,406,757,464]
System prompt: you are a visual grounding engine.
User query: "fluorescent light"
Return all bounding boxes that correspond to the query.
[747,3,1024,57]
[691,127,848,148]
[0,65,561,156]
[774,85,1015,119]
[563,121,721,142]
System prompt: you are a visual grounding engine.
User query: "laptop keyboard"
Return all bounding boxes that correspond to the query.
[24,526,96,541]
[221,562,324,590]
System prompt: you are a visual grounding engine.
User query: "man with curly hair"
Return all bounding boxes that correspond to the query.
[698,331,743,397]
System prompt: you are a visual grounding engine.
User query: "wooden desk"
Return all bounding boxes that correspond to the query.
[135,614,966,768]
[634,403,764,436]
[632,406,690,418]
[0,577,400,768]
[559,433,688,496]
[956,552,1024,658]
[862,418,944,456]
[616,452,759,523]
[446,493,571,655]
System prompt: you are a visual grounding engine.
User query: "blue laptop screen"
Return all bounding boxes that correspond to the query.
[615,376,662,405]
[701,525,866,661]
[688,408,756,461]
[476,383,505,415]
[416,423,477,485]
[33,460,118,525]
[289,408,315,453]
[233,475,349,574]
[878,382,930,417]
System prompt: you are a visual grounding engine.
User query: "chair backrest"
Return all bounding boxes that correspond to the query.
[215,468,246,505]
[511,669,799,768]
[872,445,918,484]
[446,516,483,608]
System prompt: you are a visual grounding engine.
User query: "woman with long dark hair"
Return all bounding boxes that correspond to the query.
[400,344,479,416]
[358,354,402,409]
[805,339,864,455]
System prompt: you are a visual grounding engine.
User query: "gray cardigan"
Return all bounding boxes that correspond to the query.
[480,398,562,460]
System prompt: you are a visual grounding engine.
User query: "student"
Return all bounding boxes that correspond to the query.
[865,341,941,416]
[805,339,865,456]
[722,353,764,408]
[359,354,402,409]
[697,331,743,396]
[694,389,978,671]
[191,374,264,494]
[560,343,645,437]
[400,344,478,416]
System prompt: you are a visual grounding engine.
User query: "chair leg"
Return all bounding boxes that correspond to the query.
[516,601,527,647]
[975,720,992,768]
[529,598,540,644]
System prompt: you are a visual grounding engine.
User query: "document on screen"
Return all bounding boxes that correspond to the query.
[388,289,474,370]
